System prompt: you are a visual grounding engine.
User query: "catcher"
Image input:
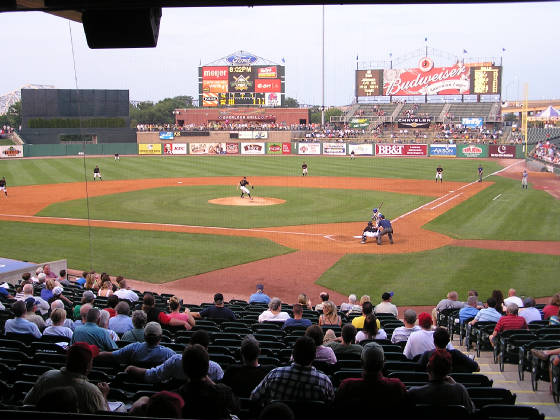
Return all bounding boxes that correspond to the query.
[360,221,379,244]
[238,176,253,200]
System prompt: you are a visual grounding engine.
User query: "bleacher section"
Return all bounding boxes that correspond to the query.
[447,103,495,122]
[398,104,445,120]
[527,127,560,144]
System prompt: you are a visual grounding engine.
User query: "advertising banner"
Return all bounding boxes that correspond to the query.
[298,143,321,155]
[139,144,162,155]
[323,143,347,155]
[375,144,428,157]
[202,93,218,107]
[462,117,484,128]
[383,64,470,96]
[238,131,268,140]
[356,69,383,97]
[163,143,188,155]
[255,79,281,93]
[397,118,432,129]
[257,66,277,78]
[429,144,457,157]
[240,142,266,155]
[159,131,173,140]
[226,143,239,154]
[265,93,281,107]
[456,144,488,158]
[202,66,229,80]
[202,80,228,93]
[0,145,23,158]
[266,142,292,155]
[348,144,373,155]
[349,118,369,128]
[189,143,227,155]
[489,144,516,159]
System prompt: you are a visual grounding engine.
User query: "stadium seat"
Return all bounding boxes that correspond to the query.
[478,404,544,420]
[414,404,470,419]
[467,387,516,408]
[332,369,361,387]
[450,372,493,387]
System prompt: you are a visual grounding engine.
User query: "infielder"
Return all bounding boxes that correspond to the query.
[302,162,308,176]
[435,165,443,183]
[360,221,379,244]
[0,177,7,197]
[93,165,102,181]
[522,169,528,189]
[478,165,483,182]
[238,176,253,200]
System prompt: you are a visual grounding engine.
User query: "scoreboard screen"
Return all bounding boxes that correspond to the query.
[200,64,285,107]
[470,65,502,95]
[356,69,383,97]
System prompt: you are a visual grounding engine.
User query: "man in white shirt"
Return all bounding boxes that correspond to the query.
[18,284,49,315]
[391,309,421,344]
[503,288,524,308]
[113,280,139,302]
[258,298,290,323]
[403,312,453,360]
[519,297,541,325]
[374,292,398,317]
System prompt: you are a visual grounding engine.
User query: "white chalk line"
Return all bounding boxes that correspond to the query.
[430,193,463,210]
[492,194,502,201]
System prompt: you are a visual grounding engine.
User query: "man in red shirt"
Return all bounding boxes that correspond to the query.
[489,303,528,346]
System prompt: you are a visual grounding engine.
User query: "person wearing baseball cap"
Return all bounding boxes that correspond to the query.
[23,342,110,413]
[24,296,46,330]
[333,342,409,416]
[403,312,454,360]
[374,291,398,317]
[249,283,270,304]
[192,293,236,320]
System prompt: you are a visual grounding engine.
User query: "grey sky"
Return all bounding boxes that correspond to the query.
[1,2,558,106]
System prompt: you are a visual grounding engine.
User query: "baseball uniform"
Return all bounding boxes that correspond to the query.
[522,170,528,189]
[0,177,7,196]
[436,166,443,183]
[239,177,252,200]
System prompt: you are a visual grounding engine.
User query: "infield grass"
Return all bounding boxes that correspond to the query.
[317,246,560,306]
[37,186,431,228]
[0,220,293,282]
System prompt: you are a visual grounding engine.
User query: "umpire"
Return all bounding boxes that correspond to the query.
[377,214,394,245]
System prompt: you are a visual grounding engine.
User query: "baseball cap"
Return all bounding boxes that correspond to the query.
[382,292,394,300]
[53,286,63,296]
[25,296,38,310]
[418,312,433,329]
[144,321,163,337]
[379,214,384,219]
[361,341,385,363]
[256,284,264,291]
[68,342,99,359]
[214,293,224,303]
[373,208,378,212]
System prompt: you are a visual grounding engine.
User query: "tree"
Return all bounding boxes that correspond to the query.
[310,107,343,124]
[129,96,194,126]
[0,100,22,129]
[503,113,518,122]
[284,97,299,108]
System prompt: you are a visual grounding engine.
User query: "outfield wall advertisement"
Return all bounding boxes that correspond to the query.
[348,144,373,155]
[138,144,162,155]
[190,143,227,155]
[429,144,456,157]
[298,143,321,155]
[456,144,488,158]
[241,142,266,155]
[323,143,347,155]
[0,145,24,158]
[238,131,268,140]
[266,143,292,155]
[163,143,188,155]
[489,144,516,159]
[375,144,428,157]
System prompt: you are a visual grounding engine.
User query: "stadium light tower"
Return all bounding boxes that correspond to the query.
[321,4,325,127]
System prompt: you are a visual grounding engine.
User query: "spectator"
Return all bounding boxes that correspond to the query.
[504,288,524,308]
[391,309,421,344]
[250,336,335,405]
[96,322,175,367]
[351,301,380,330]
[340,294,361,313]
[35,386,79,413]
[23,342,109,413]
[408,350,475,414]
[113,279,139,302]
[121,310,148,342]
[374,292,398,317]
[318,301,342,327]
[458,296,479,324]
[72,308,117,351]
[23,297,46,330]
[176,344,239,419]
[125,330,224,383]
[403,312,453,360]
[130,391,184,419]
[432,291,465,322]
[98,278,114,297]
[73,290,96,320]
[108,301,134,335]
[4,300,42,338]
[305,325,337,365]
[43,264,57,280]
[489,303,528,346]
[104,294,119,318]
[258,298,290,323]
[282,303,312,329]
[417,327,479,373]
[519,297,542,324]
[469,297,502,326]
[249,284,270,305]
[355,314,387,342]
[75,271,88,287]
[45,300,75,330]
[52,286,72,307]
[84,272,97,290]
[142,293,191,328]
[297,293,312,309]
[58,269,71,287]
[315,292,330,312]
[167,296,195,329]
[542,293,560,319]
[40,279,56,302]
[73,303,93,329]
[43,308,73,340]
[325,324,363,358]
[222,335,274,398]
[193,293,236,321]
[333,342,409,416]
[98,309,120,342]
[18,284,49,315]
[492,290,506,314]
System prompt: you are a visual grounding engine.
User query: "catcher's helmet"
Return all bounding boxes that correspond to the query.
[373,208,378,212]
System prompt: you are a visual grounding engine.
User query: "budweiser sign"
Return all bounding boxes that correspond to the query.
[375,144,428,157]
[383,64,470,96]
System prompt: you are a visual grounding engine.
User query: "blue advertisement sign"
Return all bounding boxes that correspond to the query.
[462,117,483,128]
[226,54,257,65]
[430,144,457,157]
[159,131,174,140]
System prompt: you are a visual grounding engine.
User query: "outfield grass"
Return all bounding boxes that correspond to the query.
[317,246,560,306]
[0,155,503,186]
[426,175,560,240]
[0,220,293,282]
[38,186,431,228]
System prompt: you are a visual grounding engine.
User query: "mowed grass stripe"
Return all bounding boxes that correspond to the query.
[317,246,560,306]
[425,176,560,241]
[0,220,293,283]
[0,155,503,186]
[37,186,430,229]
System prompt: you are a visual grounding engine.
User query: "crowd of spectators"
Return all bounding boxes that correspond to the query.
[532,140,560,165]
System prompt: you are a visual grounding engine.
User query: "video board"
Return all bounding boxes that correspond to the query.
[356,69,383,97]
[470,65,502,95]
[199,61,285,107]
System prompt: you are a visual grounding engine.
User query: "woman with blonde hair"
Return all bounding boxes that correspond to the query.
[167,296,195,329]
[84,272,96,290]
[98,279,114,297]
[297,293,312,309]
[43,308,73,340]
[40,278,56,302]
[319,301,341,327]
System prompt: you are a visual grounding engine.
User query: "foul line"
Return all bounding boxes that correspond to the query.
[492,193,502,201]
[429,193,463,210]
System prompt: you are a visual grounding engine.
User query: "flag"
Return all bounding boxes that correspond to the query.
[281,57,285,63]
[356,55,358,61]
[502,47,506,52]
[424,37,427,42]
[463,49,467,54]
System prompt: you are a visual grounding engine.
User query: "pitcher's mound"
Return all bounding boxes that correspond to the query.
[209,197,286,206]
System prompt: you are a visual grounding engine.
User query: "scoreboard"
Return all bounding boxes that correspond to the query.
[199,63,285,107]
[470,65,502,95]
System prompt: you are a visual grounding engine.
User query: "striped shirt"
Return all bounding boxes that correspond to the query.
[493,314,528,334]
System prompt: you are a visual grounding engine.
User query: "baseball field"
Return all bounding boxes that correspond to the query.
[0,154,559,306]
